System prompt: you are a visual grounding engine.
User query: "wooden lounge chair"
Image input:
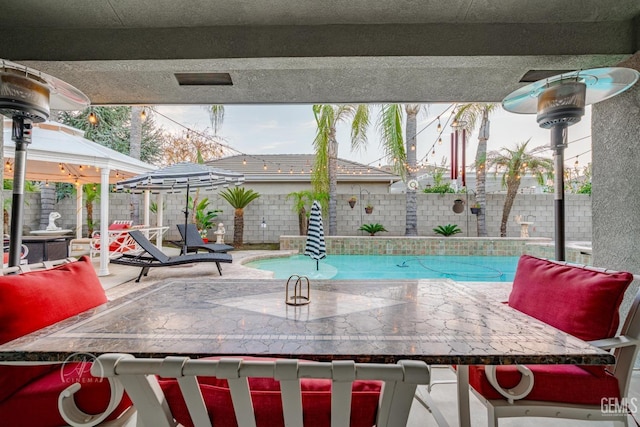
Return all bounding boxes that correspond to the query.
[110,230,232,282]
[63,354,429,427]
[177,223,234,254]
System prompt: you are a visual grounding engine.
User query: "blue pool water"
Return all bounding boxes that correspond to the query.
[246,254,519,282]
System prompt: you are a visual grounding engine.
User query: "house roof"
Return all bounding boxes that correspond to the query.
[205,154,401,184]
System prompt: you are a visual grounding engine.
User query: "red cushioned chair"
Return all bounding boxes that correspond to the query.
[0,257,134,427]
[84,354,430,427]
[90,221,136,259]
[419,255,639,426]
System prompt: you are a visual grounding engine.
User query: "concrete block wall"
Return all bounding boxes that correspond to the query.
[4,190,592,244]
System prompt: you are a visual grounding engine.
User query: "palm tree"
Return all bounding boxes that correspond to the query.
[286,190,329,236]
[130,106,143,224]
[83,184,100,236]
[377,104,426,236]
[311,105,369,235]
[486,140,553,237]
[454,103,499,237]
[219,187,260,247]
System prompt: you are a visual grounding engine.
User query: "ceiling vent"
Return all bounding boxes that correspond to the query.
[175,73,233,86]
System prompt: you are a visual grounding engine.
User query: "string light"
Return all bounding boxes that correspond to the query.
[140,108,147,121]
[88,109,98,125]
[242,157,247,165]
[436,118,442,133]
[263,163,267,171]
[45,180,49,187]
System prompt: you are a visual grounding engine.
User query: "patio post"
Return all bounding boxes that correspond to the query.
[98,167,110,276]
[155,192,164,247]
[8,117,31,267]
[75,187,83,239]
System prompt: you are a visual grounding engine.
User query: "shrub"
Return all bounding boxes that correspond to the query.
[433,224,462,237]
[358,223,387,236]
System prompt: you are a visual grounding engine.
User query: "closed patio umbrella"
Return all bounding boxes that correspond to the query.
[304,200,326,270]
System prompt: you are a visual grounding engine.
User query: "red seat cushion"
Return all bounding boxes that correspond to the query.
[469,364,620,405]
[0,256,107,345]
[158,357,382,427]
[0,362,132,427]
[508,255,633,341]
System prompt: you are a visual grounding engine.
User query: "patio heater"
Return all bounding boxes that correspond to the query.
[0,60,89,266]
[502,67,638,261]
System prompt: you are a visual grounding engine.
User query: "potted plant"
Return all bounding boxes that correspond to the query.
[358,223,387,236]
[348,196,357,209]
[193,197,222,242]
[364,203,374,214]
[433,224,462,237]
[470,203,481,215]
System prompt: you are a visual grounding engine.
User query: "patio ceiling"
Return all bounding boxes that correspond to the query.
[0,1,637,105]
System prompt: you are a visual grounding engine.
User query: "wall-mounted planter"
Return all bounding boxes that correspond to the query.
[470,207,480,215]
[348,199,356,209]
[452,199,465,214]
[365,206,373,214]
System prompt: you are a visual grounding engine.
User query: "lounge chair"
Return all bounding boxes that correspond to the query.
[177,223,234,254]
[110,230,232,282]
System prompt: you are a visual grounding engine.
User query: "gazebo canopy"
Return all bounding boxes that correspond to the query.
[3,120,155,183]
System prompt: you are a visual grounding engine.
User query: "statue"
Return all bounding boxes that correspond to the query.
[46,212,62,231]
[213,223,226,244]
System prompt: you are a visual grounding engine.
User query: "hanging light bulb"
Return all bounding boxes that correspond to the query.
[242,157,247,165]
[88,109,98,125]
[4,160,10,170]
[79,165,84,171]
[411,144,415,151]
[438,137,442,145]
[278,166,281,173]
[263,163,267,171]
[431,149,436,157]
[289,167,293,174]
[436,118,442,133]
[92,184,97,192]
[45,180,49,187]
[140,108,147,121]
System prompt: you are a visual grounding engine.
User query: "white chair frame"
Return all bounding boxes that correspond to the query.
[89,225,168,259]
[416,266,640,427]
[60,354,430,427]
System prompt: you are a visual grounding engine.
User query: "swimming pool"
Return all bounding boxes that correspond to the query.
[245,254,519,282]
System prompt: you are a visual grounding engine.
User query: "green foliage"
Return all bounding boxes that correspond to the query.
[576,181,592,195]
[433,224,462,236]
[422,183,455,194]
[191,197,222,231]
[3,179,38,192]
[358,223,388,236]
[58,106,164,164]
[55,183,74,202]
[219,187,260,209]
[422,163,455,193]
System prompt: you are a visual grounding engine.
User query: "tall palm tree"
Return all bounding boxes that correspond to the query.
[312,105,369,236]
[83,184,100,236]
[377,104,426,236]
[486,140,553,237]
[455,103,498,237]
[130,106,143,224]
[219,187,260,247]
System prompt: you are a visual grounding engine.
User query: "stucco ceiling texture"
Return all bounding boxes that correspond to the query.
[0,0,638,105]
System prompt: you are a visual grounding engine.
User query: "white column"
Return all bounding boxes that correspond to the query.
[98,168,110,276]
[143,190,150,226]
[75,186,83,239]
[156,192,164,247]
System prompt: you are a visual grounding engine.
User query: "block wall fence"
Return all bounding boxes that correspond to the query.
[7,191,591,244]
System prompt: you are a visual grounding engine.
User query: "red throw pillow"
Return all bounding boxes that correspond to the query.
[508,255,633,341]
[158,357,382,427]
[0,256,107,345]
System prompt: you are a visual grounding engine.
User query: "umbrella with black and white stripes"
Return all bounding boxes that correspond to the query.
[304,200,326,270]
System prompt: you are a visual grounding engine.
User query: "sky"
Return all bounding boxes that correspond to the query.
[153,103,593,172]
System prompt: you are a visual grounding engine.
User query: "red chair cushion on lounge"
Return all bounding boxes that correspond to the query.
[0,256,107,345]
[158,357,382,427]
[0,362,132,427]
[508,255,633,341]
[469,364,620,405]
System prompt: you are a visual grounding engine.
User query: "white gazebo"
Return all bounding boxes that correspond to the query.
[2,119,156,275]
